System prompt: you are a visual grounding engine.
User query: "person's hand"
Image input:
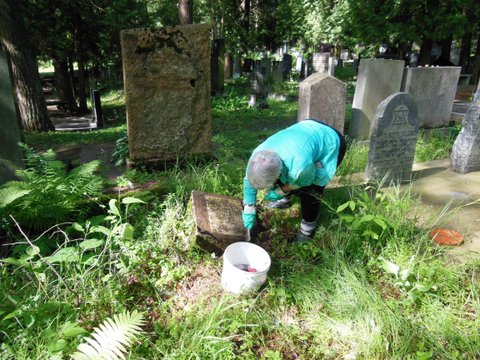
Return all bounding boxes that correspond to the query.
[265,186,289,201]
[242,204,256,229]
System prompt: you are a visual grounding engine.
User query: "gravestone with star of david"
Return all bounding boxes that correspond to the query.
[365,92,419,183]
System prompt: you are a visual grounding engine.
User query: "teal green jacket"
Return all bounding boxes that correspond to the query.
[243,120,341,205]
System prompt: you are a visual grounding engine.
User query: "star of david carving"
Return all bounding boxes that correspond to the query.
[393,104,409,125]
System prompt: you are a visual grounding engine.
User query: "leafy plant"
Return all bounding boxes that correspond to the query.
[379,256,437,298]
[70,310,145,360]
[0,144,104,229]
[111,133,129,167]
[335,188,392,241]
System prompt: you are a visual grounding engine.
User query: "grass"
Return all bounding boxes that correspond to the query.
[2,78,478,359]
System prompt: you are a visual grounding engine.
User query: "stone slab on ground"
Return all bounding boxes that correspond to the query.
[50,115,97,131]
[191,190,247,254]
[409,159,480,263]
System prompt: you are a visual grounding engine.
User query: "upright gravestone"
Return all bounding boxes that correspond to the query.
[312,52,329,74]
[328,56,336,76]
[248,71,268,108]
[298,73,346,133]
[401,67,461,128]
[121,24,212,165]
[349,59,405,140]
[0,51,24,185]
[365,92,419,183]
[271,61,283,82]
[282,53,292,80]
[451,90,480,173]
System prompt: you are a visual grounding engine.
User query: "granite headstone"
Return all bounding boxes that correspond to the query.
[298,73,346,133]
[120,24,212,164]
[0,50,24,185]
[349,59,405,140]
[366,92,419,183]
[401,67,461,128]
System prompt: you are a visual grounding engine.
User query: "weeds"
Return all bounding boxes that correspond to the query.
[3,80,478,359]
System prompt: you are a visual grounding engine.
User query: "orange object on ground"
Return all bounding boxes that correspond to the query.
[429,228,464,246]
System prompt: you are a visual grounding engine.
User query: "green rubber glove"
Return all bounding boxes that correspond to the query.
[265,187,288,202]
[242,211,255,229]
[242,204,256,229]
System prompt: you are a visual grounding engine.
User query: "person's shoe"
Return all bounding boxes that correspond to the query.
[293,231,312,243]
[291,219,317,243]
[266,197,292,209]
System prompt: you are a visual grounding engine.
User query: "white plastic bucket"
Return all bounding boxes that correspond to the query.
[221,242,271,295]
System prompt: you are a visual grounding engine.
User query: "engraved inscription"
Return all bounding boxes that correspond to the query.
[206,196,244,236]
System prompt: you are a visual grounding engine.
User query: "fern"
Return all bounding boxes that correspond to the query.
[70,310,145,360]
[0,145,104,230]
[0,182,31,207]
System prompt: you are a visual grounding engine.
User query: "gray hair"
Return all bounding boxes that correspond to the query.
[247,150,282,190]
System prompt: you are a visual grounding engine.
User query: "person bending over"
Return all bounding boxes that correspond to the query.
[242,119,346,242]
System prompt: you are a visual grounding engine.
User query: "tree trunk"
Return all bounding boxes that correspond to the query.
[52,56,78,114]
[0,0,53,131]
[76,54,88,113]
[439,38,452,61]
[458,32,472,73]
[179,0,193,25]
[418,38,433,66]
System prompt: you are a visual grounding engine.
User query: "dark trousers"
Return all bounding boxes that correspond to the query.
[294,123,346,222]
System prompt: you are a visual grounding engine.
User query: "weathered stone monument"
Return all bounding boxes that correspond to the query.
[0,50,24,185]
[365,92,419,183]
[349,59,405,140]
[451,89,480,173]
[328,56,336,76]
[401,67,461,128]
[282,53,292,80]
[248,71,268,108]
[191,190,247,254]
[297,73,346,133]
[312,52,329,74]
[271,61,283,82]
[120,24,212,165]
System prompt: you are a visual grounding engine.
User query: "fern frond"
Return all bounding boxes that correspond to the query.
[70,160,101,178]
[0,182,32,208]
[70,310,145,360]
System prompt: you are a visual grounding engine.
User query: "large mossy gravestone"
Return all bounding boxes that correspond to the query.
[366,92,419,183]
[349,59,405,140]
[451,92,480,173]
[401,67,461,128]
[297,73,346,133]
[120,24,212,165]
[0,51,24,185]
[191,190,247,254]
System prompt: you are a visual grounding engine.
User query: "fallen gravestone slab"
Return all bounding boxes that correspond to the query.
[191,190,248,254]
